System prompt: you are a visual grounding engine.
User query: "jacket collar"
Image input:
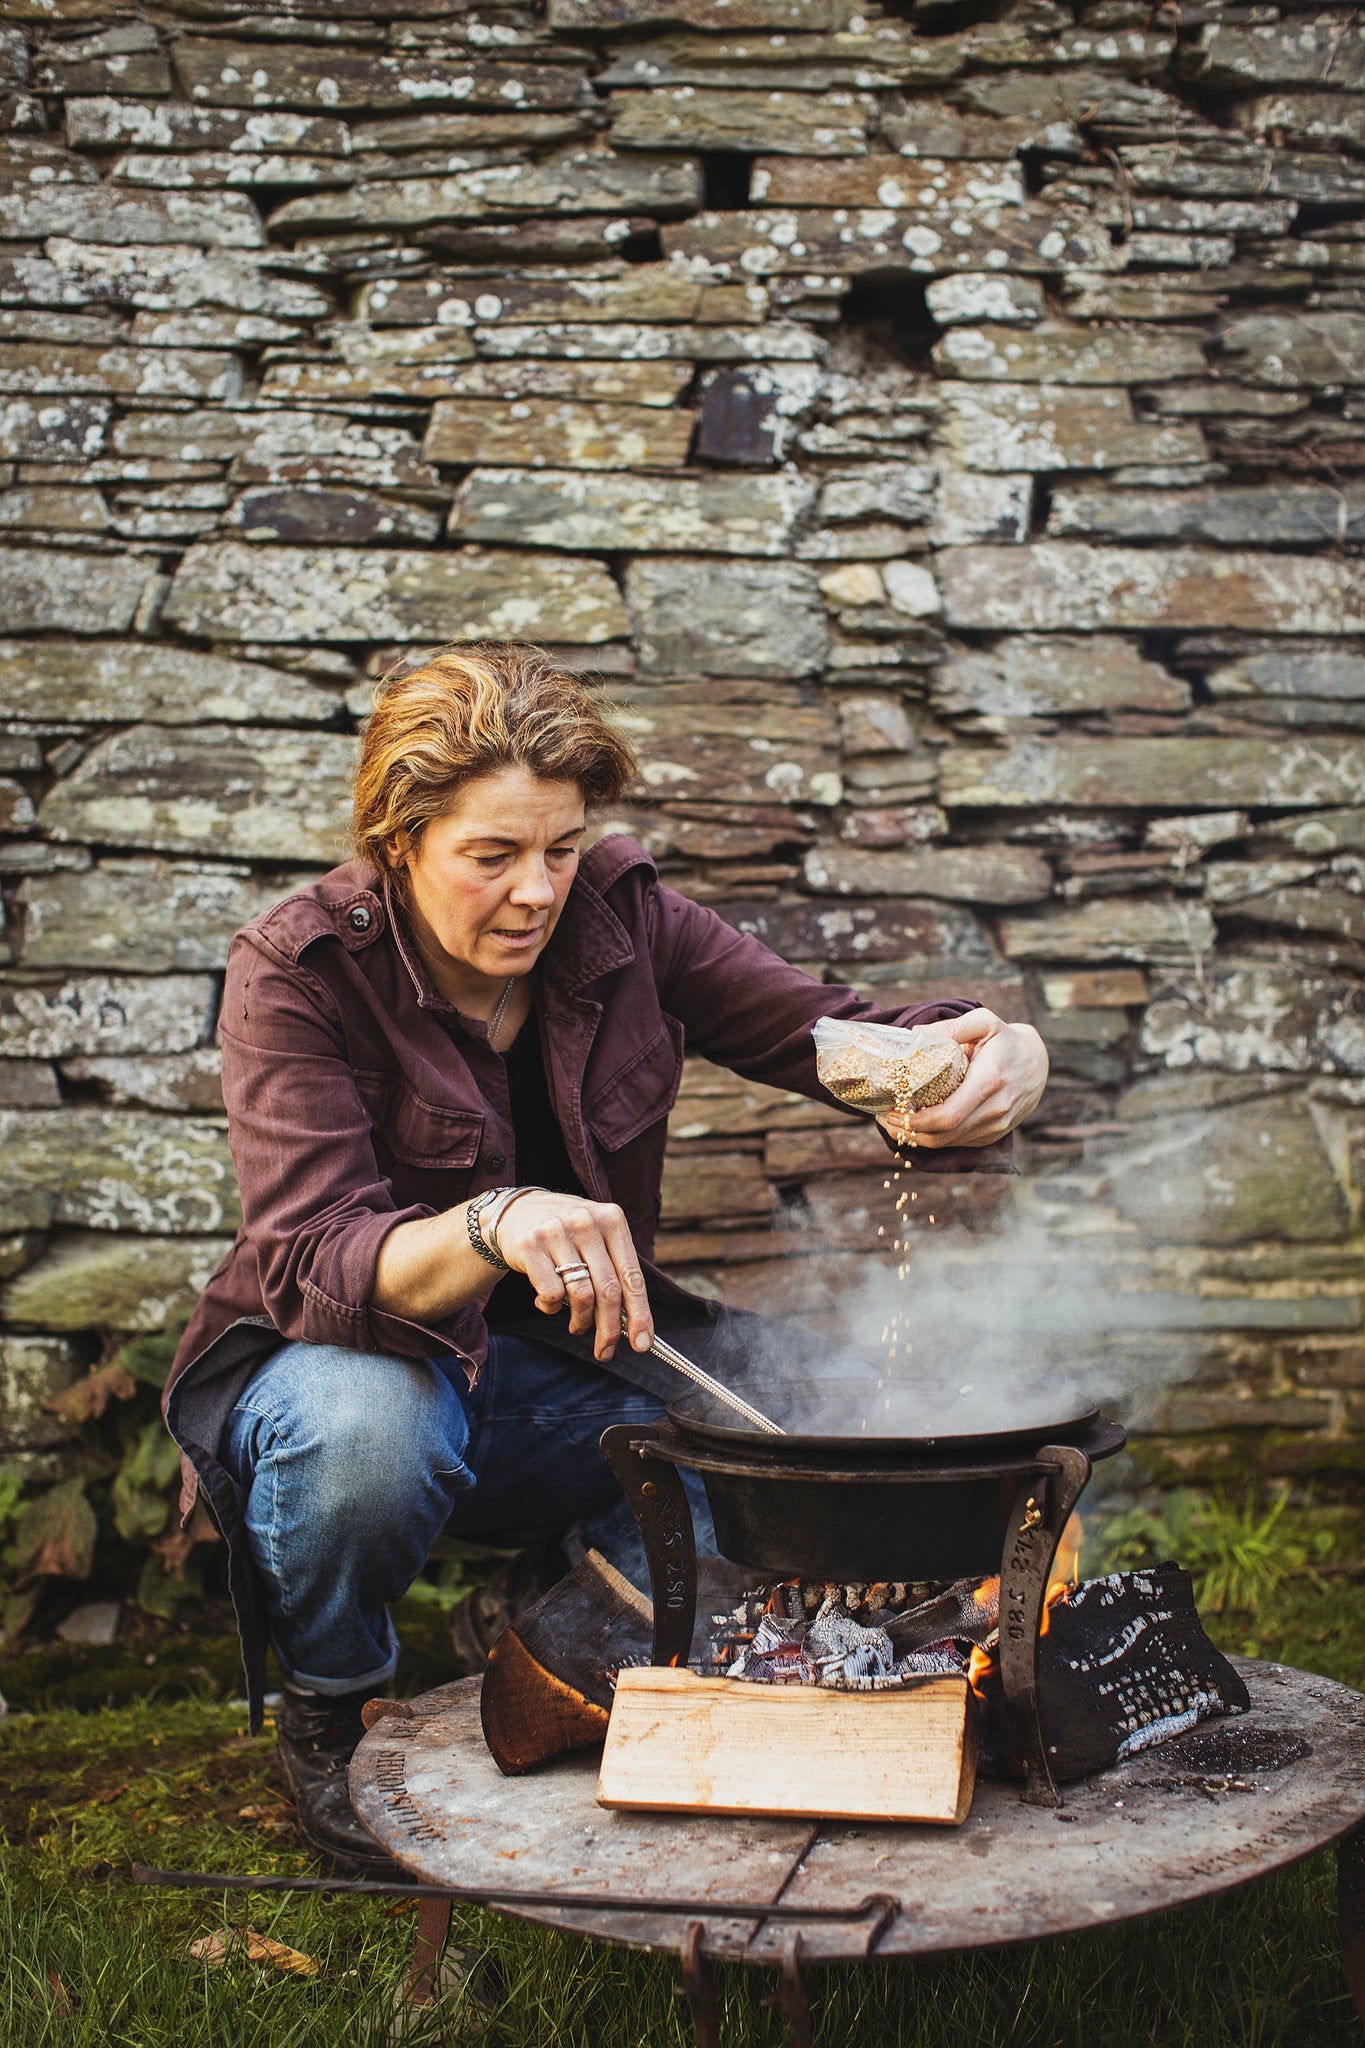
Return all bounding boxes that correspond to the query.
[381,871,453,1015]
[543,865,635,999]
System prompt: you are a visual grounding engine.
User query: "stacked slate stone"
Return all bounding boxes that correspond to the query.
[2,0,1365,1509]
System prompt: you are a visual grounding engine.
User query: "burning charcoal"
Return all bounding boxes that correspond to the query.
[807,1596,895,1687]
[897,1638,970,1678]
[885,1576,999,1659]
[844,1643,889,1681]
[726,1611,815,1686]
[711,1577,992,1690]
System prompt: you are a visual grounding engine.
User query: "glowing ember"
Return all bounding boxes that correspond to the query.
[967,1643,993,1699]
[1038,1580,1071,1639]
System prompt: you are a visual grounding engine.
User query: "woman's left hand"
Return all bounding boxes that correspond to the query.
[876,1008,1048,1151]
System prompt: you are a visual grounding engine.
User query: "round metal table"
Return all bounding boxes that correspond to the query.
[350,1661,1365,2045]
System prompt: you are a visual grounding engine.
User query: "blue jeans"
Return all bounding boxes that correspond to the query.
[221,1333,711,1697]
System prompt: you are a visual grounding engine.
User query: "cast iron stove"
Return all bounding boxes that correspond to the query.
[602,1381,1126,1807]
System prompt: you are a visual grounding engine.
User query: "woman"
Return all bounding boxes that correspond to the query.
[166,643,1047,1872]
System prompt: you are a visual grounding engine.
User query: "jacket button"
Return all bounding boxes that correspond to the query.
[483,1151,506,1172]
[348,904,372,932]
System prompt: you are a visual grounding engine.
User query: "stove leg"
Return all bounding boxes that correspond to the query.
[767,1930,814,2048]
[600,1424,697,1668]
[1338,1823,1365,2024]
[678,1919,721,2048]
[406,1895,452,2006]
[998,1442,1092,1810]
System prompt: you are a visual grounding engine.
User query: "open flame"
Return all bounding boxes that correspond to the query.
[1056,1510,1083,1589]
[968,1514,1083,1694]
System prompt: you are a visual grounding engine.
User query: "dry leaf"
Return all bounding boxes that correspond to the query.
[188,1926,319,1977]
[45,1361,137,1426]
[236,1802,295,1832]
[9,1480,97,1585]
[152,1497,222,1576]
[244,1931,319,1978]
[44,1971,72,2014]
[188,1930,233,1968]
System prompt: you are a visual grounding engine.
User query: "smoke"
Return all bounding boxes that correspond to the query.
[714,1193,1202,1443]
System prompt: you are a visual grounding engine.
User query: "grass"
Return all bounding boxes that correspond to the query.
[2,1546,1364,2045]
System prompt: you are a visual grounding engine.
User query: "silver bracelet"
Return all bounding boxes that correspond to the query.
[467,1186,516,1271]
[484,1184,543,1265]
[466,1185,544,1272]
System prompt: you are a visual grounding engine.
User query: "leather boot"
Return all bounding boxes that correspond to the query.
[447,1538,571,1673]
[276,1685,401,1877]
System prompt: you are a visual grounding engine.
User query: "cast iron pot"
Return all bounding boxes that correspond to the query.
[656,1382,1122,1584]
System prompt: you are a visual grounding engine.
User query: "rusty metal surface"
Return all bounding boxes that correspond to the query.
[349,1677,817,1960]
[349,1662,1365,1966]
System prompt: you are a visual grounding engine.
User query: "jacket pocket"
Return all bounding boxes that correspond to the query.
[385,1080,484,1171]
[583,1018,683,1153]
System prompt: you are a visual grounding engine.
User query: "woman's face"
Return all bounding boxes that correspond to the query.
[399,765,586,985]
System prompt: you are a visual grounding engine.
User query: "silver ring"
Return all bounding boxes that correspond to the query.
[554,1262,592,1284]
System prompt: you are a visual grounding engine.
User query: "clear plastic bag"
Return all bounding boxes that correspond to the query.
[812,1016,968,1118]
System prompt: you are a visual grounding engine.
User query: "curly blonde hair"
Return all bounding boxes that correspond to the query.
[352,642,637,872]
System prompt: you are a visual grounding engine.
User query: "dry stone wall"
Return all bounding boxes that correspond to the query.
[2,0,1365,1495]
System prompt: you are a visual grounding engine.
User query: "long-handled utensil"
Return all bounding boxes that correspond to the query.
[644,1331,785,1436]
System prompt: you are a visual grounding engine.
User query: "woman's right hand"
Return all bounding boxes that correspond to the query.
[493,1190,654,1363]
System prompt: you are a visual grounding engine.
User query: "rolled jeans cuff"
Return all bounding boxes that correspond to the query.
[279,1643,399,1700]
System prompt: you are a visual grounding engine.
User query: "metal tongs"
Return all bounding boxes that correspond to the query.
[644,1329,786,1437]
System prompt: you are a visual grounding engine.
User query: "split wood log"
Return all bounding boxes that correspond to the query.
[480,1548,652,1776]
[598,1667,979,1825]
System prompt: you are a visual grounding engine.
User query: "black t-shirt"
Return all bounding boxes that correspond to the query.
[484,1011,583,1327]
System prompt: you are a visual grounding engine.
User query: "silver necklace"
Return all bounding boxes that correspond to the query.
[488,975,517,1051]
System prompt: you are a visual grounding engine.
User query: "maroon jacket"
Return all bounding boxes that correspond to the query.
[166,835,1007,1715]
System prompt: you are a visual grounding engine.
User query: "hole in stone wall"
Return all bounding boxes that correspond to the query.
[620,223,664,264]
[874,0,1014,32]
[701,151,752,210]
[1295,202,1364,240]
[839,273,942,372]
[1016,148,1051,199]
